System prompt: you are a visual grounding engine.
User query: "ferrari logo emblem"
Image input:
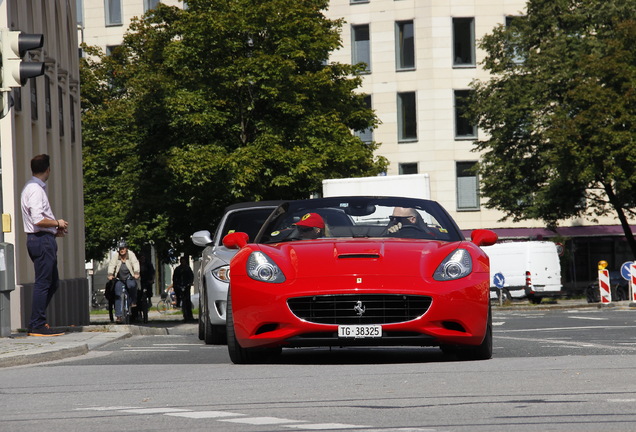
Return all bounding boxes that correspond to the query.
[354,301,366,316]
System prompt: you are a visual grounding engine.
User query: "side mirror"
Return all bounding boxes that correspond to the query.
[223,232,249,249]
[471,229,498,247]
[191,230,213,247]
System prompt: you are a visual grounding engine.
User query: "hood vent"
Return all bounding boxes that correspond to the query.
[338,253,380,259]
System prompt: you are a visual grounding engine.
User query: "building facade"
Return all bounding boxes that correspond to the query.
[78,0,636,292]
[323,0,636,289]
[0,0,86,331]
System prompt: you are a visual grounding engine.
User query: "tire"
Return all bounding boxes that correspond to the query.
[122,290,131,325]
[454,305,493,361]
[529,296,542,304]
[226,287,274,364]
[198,289,205,340]
[157,300,168,314]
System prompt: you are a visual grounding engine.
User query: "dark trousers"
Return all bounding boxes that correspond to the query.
[180,285,193,321]
[26,232,59,330]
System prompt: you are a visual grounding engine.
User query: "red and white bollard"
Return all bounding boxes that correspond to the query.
[598,269,611,304]
[631,263,636,302]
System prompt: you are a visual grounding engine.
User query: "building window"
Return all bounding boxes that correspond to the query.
[59,87,64,137]
[31,80,38,121]
[105,0,123,26]
[396,21,415,71]
[351,0,369,3]
[457,162,480,210]
[70,95,76,143]
[397,91,417,142]
[45,76,52,129]
[106,45,121,56]
[399,163,418,174]
[144,0,161,12]
[352,24,371,73]
[454,90,477,139]
[76,0,84,26]
[13,88,21,112]
[505,16,525,64]
[355,95,373,143]
[453,17,475,67]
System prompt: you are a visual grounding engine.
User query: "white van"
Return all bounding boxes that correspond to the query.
[482,241,562,304]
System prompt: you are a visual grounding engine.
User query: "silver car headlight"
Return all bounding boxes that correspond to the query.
[433,249,472,281]
[212,265,230,283]
[247,251,285,283]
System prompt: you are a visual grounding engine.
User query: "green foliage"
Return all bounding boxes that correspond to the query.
[469,0,636,256]
[81,1,387,260]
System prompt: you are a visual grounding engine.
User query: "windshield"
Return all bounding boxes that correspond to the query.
[215,207,276,245]
[256,197,464,244]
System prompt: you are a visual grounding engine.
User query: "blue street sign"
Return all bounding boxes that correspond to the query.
[493,272,505,288]
[621,261,634,281]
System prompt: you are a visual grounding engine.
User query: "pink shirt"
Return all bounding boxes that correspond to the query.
[21,177,57,234]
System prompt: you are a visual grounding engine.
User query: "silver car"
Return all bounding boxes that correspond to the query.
[191,201,280,344]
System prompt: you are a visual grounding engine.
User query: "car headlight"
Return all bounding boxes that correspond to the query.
[212,265,230,283]
[433,249,472,281]
[247,251,286,283]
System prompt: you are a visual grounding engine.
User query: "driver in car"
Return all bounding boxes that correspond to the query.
[386,207,431,238]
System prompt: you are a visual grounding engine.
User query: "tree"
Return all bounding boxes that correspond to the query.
[81,1,387,260]
[469,0,636,257]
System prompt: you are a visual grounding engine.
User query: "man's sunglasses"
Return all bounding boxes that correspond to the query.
[389,216,412,222]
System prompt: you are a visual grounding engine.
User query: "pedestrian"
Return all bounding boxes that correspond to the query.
[138,253,155,323]
[172,256,194,322]
[20,154,68,337]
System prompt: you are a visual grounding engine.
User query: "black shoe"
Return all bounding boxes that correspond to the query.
[28,327,65,337]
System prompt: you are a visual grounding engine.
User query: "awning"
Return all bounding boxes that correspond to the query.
[462,225,636,240]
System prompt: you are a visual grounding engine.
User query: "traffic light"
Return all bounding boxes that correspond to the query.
[1,30,45,90]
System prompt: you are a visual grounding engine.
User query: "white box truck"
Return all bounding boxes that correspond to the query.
[322,174,431,199]
[482,241,562,304]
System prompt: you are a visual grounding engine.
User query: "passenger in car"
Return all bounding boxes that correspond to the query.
[294,212,327,239]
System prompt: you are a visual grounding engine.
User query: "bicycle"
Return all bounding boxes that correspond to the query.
[157,290,176,314]
[113,277,134,324]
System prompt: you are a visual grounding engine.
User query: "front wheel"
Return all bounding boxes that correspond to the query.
[226,288,275,364]
[157,299,168,314]
[122,290,131,325]
[444,305,492,361]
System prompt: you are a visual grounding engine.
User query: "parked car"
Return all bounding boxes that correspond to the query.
[483,241,562,304]
[586,271,629,303]
[191,201,281,344]
[222,196,498,364]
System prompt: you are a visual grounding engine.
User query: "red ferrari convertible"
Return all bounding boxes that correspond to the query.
[222,196,498,363]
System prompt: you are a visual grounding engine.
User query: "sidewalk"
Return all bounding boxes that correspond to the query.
[0,298,631,368]
[0,308,197,368]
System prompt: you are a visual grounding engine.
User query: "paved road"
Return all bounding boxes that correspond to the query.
[2,306,636,432]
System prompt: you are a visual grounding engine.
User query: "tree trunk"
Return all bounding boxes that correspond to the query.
[604,183,636,259]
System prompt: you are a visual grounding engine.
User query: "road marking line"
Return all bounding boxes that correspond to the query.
[493,322,505,326]
[166,411,245,419]
[497,335,636,351]
[219,416,304,425]
[568,316,609,321]
[75,406,139,411]
[284,423,369,430]
[122,408,192,414]
[497,325,635,333]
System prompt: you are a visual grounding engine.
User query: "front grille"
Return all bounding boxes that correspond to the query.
[287,294,432,325]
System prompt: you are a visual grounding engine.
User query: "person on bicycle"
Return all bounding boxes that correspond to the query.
[107,240,140,324]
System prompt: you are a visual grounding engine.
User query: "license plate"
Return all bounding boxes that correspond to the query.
[338,325,382,338]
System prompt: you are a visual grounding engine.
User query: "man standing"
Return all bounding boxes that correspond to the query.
[20,154,68,336]
[172,257,194,322]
